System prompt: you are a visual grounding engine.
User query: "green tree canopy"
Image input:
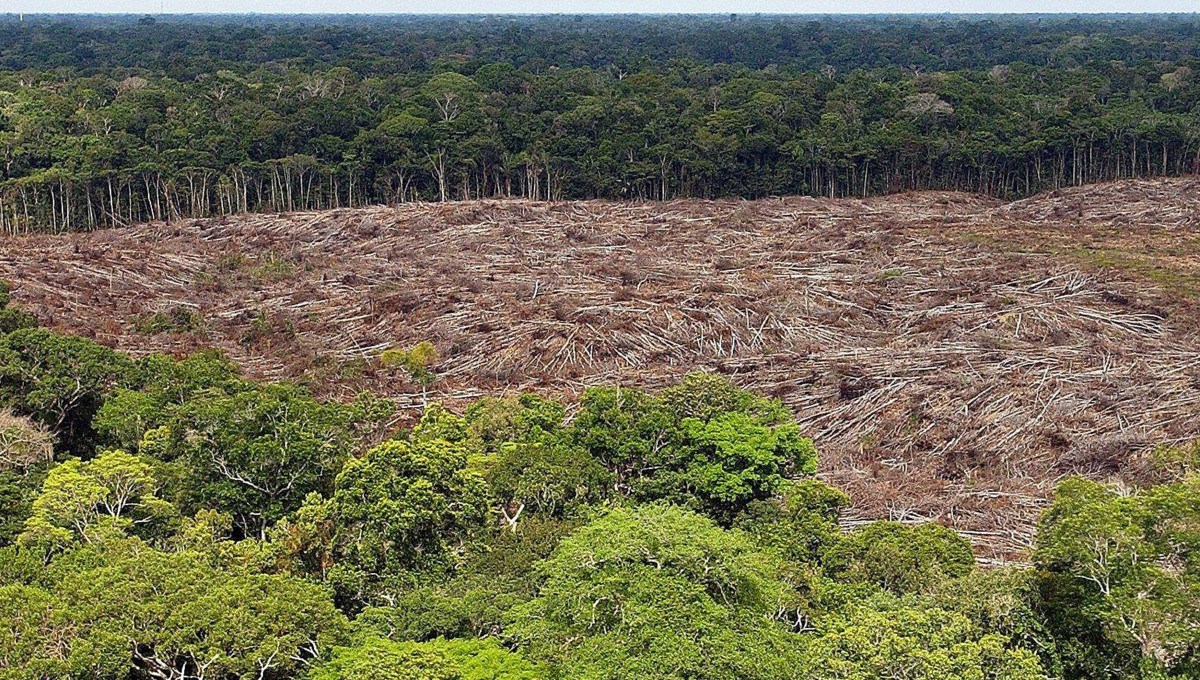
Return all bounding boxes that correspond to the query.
[0,328,135,454]
[305,436,491,604]
[823,521,976,595]
[802,602,1047,680]
[509,504,803,680]
[0,538,349,680]
[148,383,390,538]
[311,636,543,680]
[1035,476,1200,677]
[568,373,817,523]
[20,449,174,552]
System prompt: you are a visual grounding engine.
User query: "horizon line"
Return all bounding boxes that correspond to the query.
[5,11,1200,16]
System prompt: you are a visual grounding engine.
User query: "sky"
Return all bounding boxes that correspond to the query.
[4,0,1200,14]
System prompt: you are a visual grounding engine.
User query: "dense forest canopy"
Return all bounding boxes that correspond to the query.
[1,14,1200,232]
[3,14,1200,74]
[3,14,1200,680]
[1,286,1199,679]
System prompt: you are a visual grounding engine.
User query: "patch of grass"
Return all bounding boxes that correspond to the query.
[958,229,1200,299]
[250,254,298,282]
[1063,247,1200,299]
[201,252,298,286]
[132,306,206,335]
[1151,440,1200,479]
[338,356,370,379]
[239,309,296,346]
[958,232,997,246]
[214,253,248,272]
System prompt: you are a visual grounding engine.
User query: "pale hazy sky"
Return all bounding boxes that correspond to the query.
[4,1,1200,14]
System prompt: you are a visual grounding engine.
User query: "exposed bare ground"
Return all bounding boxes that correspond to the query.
[4,177,1200,561]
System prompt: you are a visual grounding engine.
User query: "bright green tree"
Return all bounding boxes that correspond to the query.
[802,603,1047,680]
[382,341,440,405]
[569,373,817,523]
[19,450,174,552]
[312,636,543,680]
[509,504,803,680]
[153,383,389,538]
[308,436,490,604]
[823,521,976,595]
[1035,476,1200,677]
[0,540,350,680]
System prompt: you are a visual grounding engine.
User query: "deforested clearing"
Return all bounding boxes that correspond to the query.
[5,177,1199,560]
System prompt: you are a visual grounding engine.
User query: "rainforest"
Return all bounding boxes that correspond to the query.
[1,13,1199,680]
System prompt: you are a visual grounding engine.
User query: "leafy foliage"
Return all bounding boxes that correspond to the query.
[150,383,391,537]
[464,393,567,451]
[382,341,441,401]
[569,374,816,523]
[0,282,36,335]
[486,441,611,520]
[93,350,243,452]
[1035,476,1200,677]
[734,479,850,565]
[802,603,1047,680]
[20,450,174,552]
[311,636,543,680]
[508,504,803,680]
[0,539,350,680]
[4,16,1200,234]
[0,467,46,548]
[823,521,976,595]
[0,328,135,453]
[317,437,491,603]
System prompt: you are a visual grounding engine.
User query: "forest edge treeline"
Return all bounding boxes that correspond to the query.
[2,14,1200,232]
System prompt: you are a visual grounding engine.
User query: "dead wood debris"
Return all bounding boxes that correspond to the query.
[3,177,1199,562]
